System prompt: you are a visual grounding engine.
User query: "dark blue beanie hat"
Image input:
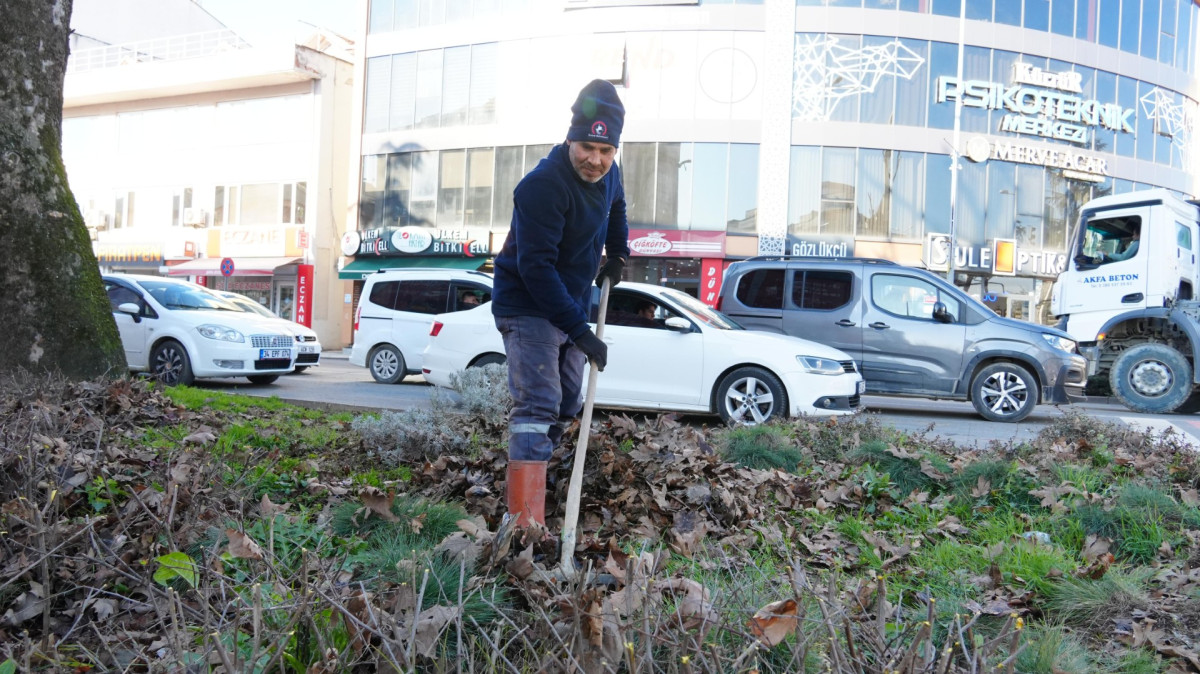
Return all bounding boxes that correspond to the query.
[566,79,624,148]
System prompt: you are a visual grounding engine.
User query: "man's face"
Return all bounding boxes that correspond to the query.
[567,140,617,183]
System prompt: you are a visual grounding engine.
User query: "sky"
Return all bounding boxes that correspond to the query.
[195,0,359,48]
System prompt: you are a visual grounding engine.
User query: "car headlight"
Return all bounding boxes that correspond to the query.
[196,324,245,342]
[1041,333,1076,353]
[797,355,845,375]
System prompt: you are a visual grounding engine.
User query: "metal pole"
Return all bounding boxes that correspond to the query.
[947,0,967,286]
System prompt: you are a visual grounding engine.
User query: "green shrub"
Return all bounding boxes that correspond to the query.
[352,407,471,464]
[1044,568,1152,631]
[717,423,802,472]
[330,494,467,544]
[851,440,946,496]
[447,363,512,426]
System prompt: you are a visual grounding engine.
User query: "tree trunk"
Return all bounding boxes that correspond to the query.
[0,0,125,378]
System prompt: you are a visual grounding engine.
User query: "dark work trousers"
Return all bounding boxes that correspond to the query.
[495,315,587,461]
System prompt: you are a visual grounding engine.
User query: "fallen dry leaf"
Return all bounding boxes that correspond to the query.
[226,528,265,560]
[748,598,800,646]
[359,486,400,523]
[1081,534,1112,564]
[260,493,290,517]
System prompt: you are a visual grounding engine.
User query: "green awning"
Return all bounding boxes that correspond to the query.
[338,256,486,280]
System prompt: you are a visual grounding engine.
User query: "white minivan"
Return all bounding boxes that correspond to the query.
[349,268,493,383]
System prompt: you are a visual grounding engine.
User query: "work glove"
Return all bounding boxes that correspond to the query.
[595,256,626,289]
[574,330,608,371]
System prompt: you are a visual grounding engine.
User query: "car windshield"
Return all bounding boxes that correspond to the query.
[658,288,743,330]
[226,295,278,319]
[137,280,239,311]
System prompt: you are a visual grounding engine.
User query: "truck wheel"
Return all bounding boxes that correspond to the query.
[1109,343,1193,414]
[970,363,1038,422]
[1173,393,1200,415]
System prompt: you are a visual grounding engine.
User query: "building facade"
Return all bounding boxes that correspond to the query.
[352,0,1200,324]
[63,0,355,347]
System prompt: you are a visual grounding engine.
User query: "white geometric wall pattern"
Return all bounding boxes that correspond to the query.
[1140,87,1194,164]
[792,35,925,122]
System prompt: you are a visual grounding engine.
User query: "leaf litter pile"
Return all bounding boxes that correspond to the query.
[3,375,1200,672]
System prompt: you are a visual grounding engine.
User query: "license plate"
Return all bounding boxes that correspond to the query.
[259,349,291,359]
[299,346,316,353]
[857,380,866,395]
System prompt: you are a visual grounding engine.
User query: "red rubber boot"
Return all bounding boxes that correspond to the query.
[505,460,547,527]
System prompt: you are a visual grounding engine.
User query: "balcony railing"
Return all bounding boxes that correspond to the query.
[67,29,251,73]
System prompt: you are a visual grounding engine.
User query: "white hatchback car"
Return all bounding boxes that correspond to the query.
[421,282,865,425]
[350,268,493,383]
[218,291,323,373]
[103,274,297,386]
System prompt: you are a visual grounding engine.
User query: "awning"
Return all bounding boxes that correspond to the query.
[166,256,302,277]
[338,256,485,280]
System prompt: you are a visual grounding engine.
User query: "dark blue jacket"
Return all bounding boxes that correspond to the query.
[492,143,630,340]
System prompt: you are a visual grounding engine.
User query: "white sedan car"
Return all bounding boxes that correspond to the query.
[103,274,297,386]
[421,282,864,425]
[218,291,323,372]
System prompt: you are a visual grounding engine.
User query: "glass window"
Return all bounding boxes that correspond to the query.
[932,0,961,16]
[386,153,412,228]
[214,186,225,227]
[415,50,443,128]
[1093,70,1116,153]
[364,56,392,133]
[469,43,497,125]
[1044,172,1068,251]
[240,184,277,225]
[395,280,450,314]
[1160,0,1177,65]
[957,160,986,245]
[1177,221,1193,250]
[493,146,523,227]
[928,41,958,130]
[437,149,466,227]
[871,273,961,321]
[466,147,494,227]
[691,143,728,231]
[368,280,400,309]
[961,46,990,133]
[788,146,821,234]
[1175,1,1191,69]
[793,270,854,310]
[860,36,896,125]
[727,144,759,233]
[856,148,889,237]
[1014,165,1043,248]
[107,284,141,311]
[419,0,445,26]
[396,0,418,28]
[1052,0,1075,35]
[925,153,952,235]
[1136,80,1155,162]
[524,144,552,174]
[1141,0,1160,59]
[822,148,855,235]
[1025,0,1050,29]
[986,162,1016,241]
[1121,0,1140,52]
[1116,76,1136,157]
[965,0,992,20]
[295,182,306,225]
[1098,0,1120,46]
[282,184,292,224]
[657,143,693,229]
[447,0,471,21]
[622,143,656,227]
[891,152,924,239]
[996,0,1021,24]
[441,46,470,127]
[410,150,439,225]
[736,269,784,309]
[369,0,394,33]
[389,53,416,131]
[1076,0,1094,39]
[894,39,928,127]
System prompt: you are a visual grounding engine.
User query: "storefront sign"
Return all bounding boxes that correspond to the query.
[936,63,1135,146]
[786,234,855,258]
[964,136,1108,182]
[925,233,1067,276]
[627,230,726,258]
[93,243,162,266]
[297,230,310,250]
[296,264,314,328]
[356,227,491,257]
[699,258,726,307]
[341,230,361,256]
[219,227,285,257]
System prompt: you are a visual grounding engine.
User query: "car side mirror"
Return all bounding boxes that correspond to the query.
[932,301,952,324]
[664,317,694,332]
[117,302,141,323]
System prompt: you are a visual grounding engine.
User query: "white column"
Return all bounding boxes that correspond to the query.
[755,0,794,256]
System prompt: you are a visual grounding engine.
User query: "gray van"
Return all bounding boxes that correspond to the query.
[717,257,1087,422]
